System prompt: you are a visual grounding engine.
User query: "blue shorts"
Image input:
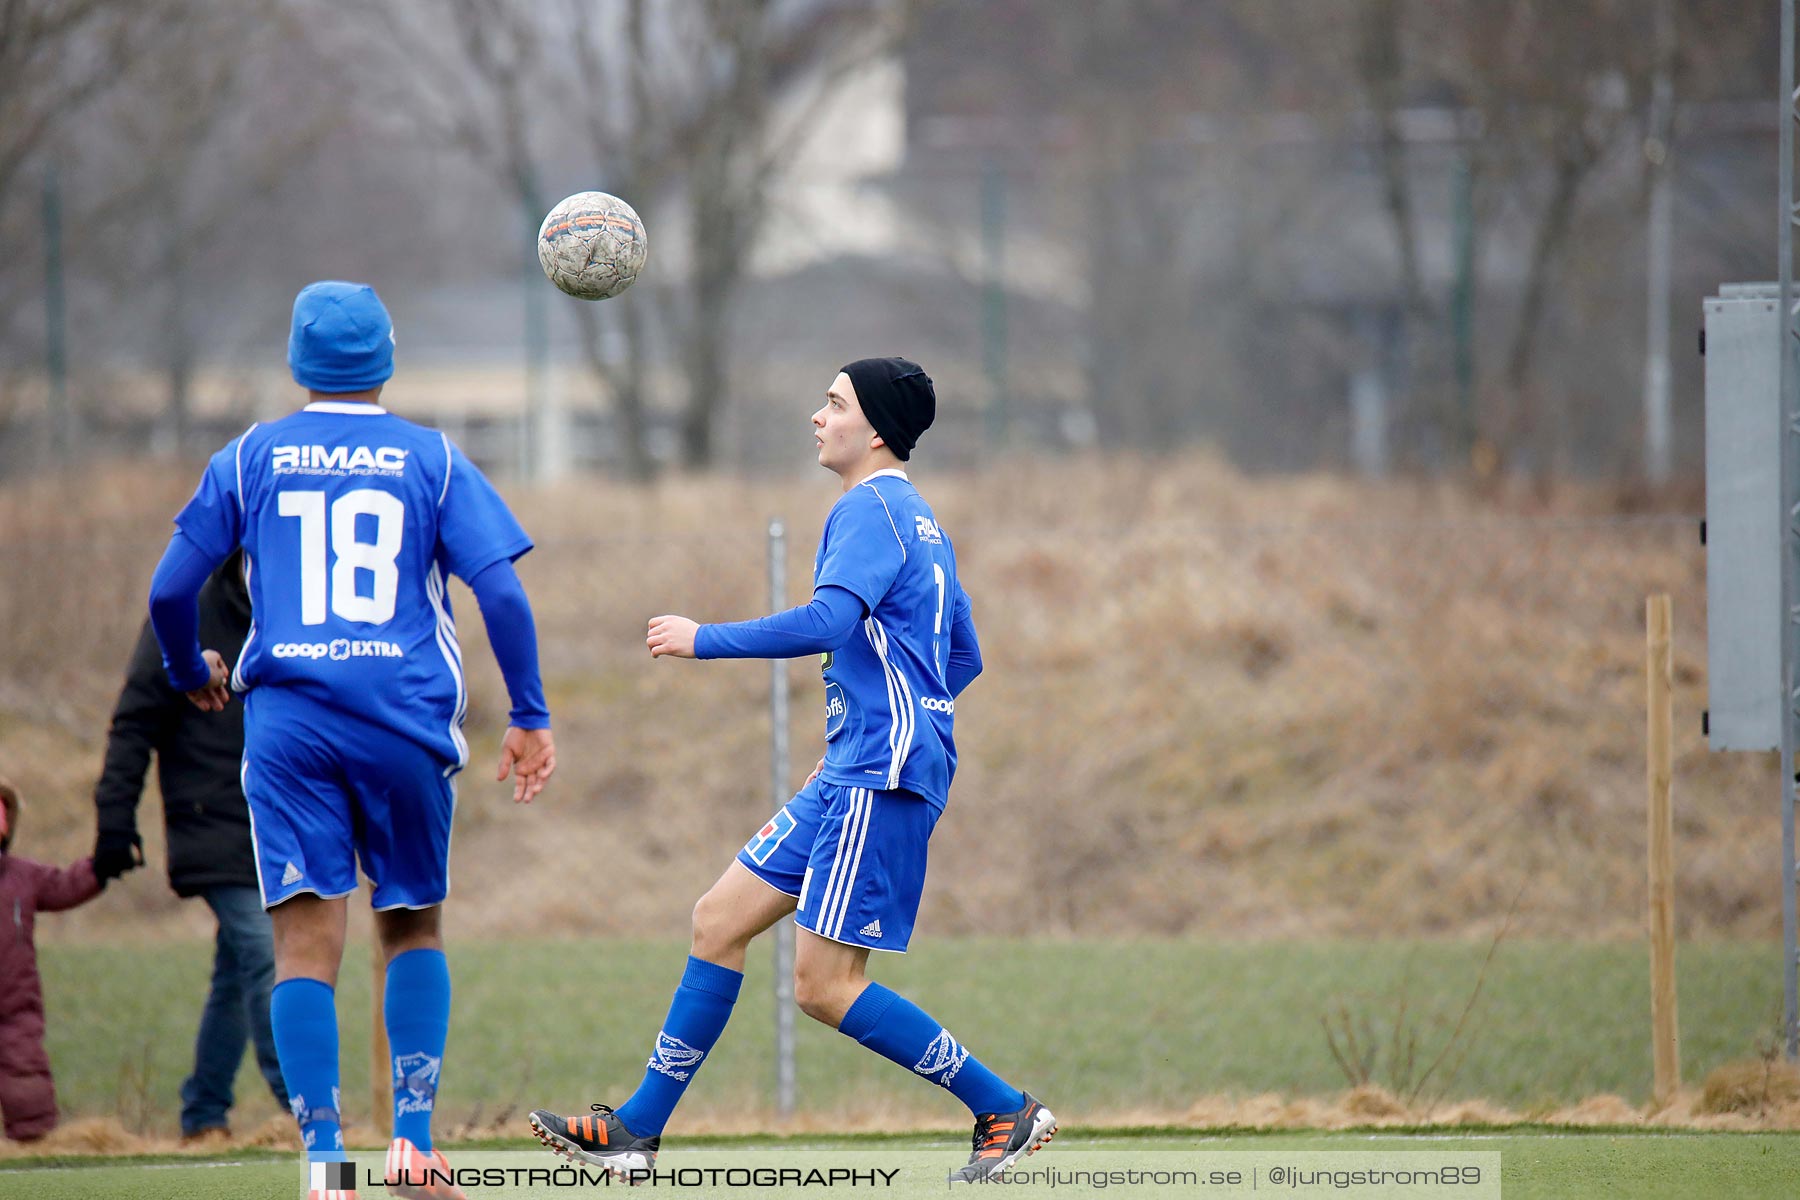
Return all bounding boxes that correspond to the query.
[242,687,458,912]
[736,779,940,953]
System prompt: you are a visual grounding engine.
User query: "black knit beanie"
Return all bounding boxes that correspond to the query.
[841,357,935,460]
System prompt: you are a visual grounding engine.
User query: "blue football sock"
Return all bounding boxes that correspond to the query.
[613,956,743,1138]
[270,978,347,1162]
[385,947,451,1152]
[838,983,1025,1117]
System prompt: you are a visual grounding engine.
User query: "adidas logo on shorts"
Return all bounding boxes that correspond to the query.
[282,862,304,886]
[858,919,882,940]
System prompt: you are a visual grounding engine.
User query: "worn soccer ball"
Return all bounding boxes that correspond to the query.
[536,191,648,301]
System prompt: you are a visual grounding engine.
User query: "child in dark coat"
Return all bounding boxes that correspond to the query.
[0,779,102,1141]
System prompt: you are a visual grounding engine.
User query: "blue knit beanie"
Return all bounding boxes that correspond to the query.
[288,281,395,393]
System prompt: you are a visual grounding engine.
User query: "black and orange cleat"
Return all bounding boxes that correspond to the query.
[528,1103,659,1182]
[947,1092,1057,1184]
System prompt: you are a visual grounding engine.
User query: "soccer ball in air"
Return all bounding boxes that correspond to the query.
[536,191,648,301]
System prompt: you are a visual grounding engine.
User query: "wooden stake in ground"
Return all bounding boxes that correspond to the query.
[1645,593,1680,1106]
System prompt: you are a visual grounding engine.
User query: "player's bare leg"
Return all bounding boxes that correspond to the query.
[373,904,462,1200]
[691,861,800,969]
[271,893,348,985]
[792,928,871,1027]
[375,904,442,961]
[530,863,794,1178]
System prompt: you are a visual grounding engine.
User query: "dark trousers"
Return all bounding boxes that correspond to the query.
[178,886,288,1135]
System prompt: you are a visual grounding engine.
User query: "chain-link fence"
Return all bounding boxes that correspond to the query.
[457,501,1765,945]
[0,460,1782,1134]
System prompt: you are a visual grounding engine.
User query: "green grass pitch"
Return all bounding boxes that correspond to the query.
[39,937,1783,1132]
[4,1131,1798,1199]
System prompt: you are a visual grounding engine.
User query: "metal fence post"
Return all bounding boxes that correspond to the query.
[42,164,71,466]
[1779,0,1799,1061]
[769,518,797,1116]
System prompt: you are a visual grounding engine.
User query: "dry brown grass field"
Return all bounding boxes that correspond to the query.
[0,452,1774,943]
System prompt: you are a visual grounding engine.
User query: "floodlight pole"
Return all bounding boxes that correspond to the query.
[1643,0,1675,485]
[42,165,70,465]
[981,158,1009,448]
[1778,0,1798,1061]
[523,199,549,483]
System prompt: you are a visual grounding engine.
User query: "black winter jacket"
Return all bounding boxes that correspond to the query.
[93,554,257,896]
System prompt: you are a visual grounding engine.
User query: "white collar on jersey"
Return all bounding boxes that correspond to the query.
[853,467,910,486]
[303,401,388,415]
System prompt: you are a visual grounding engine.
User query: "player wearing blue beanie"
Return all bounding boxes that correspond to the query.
[288,281,396,394]
[150,280,556,1200]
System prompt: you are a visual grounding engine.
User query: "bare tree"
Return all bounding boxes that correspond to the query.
[0,0,190,210]
[354,0,887,476]
[1356,0,1450,468]
[70,1,338,449]
[1393,0,1655,476]
[670,0,896,465]
[1056,1,1283,451]
[0,0,195,353]
[347,0,657,476]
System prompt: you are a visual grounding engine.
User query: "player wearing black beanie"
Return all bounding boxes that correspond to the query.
[839,357,935,461]
[534,356,1058,1186]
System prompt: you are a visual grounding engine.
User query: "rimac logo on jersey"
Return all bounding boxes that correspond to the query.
[912,1028,969,1084]
[745,806,797,866]
[914,516,943,544]
[393,1052,441,1117]
[272,444,408,476]
[648,1032,706,1081]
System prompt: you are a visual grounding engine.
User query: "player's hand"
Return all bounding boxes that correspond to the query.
[647,615,700,659]
[184,650,231,712]
[497,726,555,804]
[805,757,824,784]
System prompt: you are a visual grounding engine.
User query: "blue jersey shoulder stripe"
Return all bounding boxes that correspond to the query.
[438,431,453,507]
[856,478,908,564]
[234,422,260,511]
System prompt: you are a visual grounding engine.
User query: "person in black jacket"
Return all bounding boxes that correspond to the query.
[92,550,287,1141]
